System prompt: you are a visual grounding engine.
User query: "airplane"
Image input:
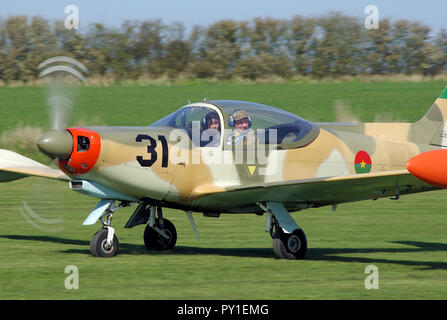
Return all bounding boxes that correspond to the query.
[1,85,447,259]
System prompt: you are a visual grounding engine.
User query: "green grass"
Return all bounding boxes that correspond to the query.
[0,81,444,131]
[1,178,447,299]
[1,81,447,299]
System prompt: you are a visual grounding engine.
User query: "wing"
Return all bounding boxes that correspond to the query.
[205,170,437,210]
[0,149,70,182]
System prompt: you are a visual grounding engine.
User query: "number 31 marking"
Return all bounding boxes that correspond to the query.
[136,134,168,168]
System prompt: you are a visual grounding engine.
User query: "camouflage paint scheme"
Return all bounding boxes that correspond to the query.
[2,87,447,216]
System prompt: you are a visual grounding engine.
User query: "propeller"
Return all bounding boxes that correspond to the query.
[36,57,88,161]
[15,57,89,233]
[37,85,75,161]
[48,94,73,131]
[37,91,75,161]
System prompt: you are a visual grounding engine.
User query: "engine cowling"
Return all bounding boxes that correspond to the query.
[57,127,101,175]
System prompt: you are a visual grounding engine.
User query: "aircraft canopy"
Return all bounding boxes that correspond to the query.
[150,100,320,149]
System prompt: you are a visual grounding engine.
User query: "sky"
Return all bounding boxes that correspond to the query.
[1,0,446,34]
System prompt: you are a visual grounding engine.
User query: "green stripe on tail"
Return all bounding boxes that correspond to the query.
[439,87,447,99]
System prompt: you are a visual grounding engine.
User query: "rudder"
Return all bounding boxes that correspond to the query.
[409,86,447,147]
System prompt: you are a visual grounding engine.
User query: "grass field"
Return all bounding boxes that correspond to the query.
[1,81,447,299]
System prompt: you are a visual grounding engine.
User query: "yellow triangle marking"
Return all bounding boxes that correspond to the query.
[248,166,256,176]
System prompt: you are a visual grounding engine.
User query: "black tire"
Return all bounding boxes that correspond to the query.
[144,218,177,251]
[90,228,119,258]
[273,229,307,260]
[273,236,286,259]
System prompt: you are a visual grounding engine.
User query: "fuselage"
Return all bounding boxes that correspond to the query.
[59,100,438,213]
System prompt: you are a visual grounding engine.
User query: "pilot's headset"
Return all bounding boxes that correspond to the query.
[228,109,252,128]
[201,111,220,130]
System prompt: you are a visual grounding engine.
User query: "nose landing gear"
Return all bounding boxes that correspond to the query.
[89,201,129,257]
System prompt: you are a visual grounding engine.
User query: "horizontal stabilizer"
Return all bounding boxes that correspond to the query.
[0,149,70,182]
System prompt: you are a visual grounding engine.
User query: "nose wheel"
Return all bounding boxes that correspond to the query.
[90,228,119,258]
[89,202,125,258]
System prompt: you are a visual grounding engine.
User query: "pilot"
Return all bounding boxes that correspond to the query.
[226,109,252,145]
[201,111,221,147]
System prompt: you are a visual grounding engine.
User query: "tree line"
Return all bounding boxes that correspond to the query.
[0,12,446,82]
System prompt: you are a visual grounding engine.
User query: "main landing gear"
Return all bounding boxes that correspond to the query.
[89,202,178,257]
[271,220,307,260]
[258,202,307,260]
[143,206,177,251]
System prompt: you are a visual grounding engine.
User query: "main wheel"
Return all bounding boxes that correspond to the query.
[273,229,307,260]
[90,228,119,258]
[144,218,177,251]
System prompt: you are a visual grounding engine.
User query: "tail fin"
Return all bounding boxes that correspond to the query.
[409,86,447,146]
